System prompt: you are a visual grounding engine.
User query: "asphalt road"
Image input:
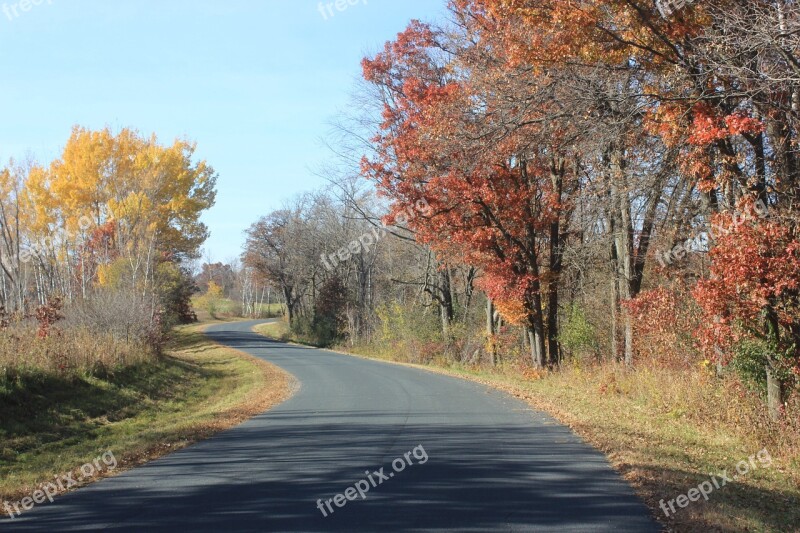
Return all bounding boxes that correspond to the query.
[3,320,661,532]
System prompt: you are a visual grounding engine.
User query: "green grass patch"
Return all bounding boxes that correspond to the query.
[253,320,293,343]
[191,298,284,322]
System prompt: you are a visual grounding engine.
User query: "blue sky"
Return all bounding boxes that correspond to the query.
[0,0,447,262]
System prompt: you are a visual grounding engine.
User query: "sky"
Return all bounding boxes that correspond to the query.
[0,0,447,263]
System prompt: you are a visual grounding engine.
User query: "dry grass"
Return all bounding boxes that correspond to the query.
[0,325,154,380]
[167,322,295,434]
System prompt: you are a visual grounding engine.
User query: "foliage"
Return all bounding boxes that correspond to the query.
[0,316,156,384]
[361,17,575,364]
[0,127,216,330]
[289,278,350,347]
[194,280,223,320]
[41,126,217,261]
[35,298,64,340]
[372,302,447,364]
[311,277,349,346]
[693,214,800,385]
[151,262,196,328]
[626,281,703,369]
[732,338,778,394]
[559,304,598,361]
[195,262,236,295]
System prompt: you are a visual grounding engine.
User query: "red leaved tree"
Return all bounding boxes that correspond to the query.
[694,205,800,419]
[362,20,578,367]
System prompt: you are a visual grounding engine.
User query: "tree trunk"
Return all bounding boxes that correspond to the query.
[623,313,634,366]
[439,267,454,339]
[529,315,546,368]
[766,365,785,421]
[486,297,497,366]
[522,325,529,353]
[546,157,566,368]
[610,270,620,362]
[546,288,559,367]
[610,148,635,365]
[283,287,295,326]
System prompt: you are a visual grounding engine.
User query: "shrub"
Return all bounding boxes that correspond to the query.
[370,302,446,364]
[733,337,799,395]
[312,278,349,346]
[625,280,702,368]
[559,303,599,361]
[0,298,157,389]
[156,262,199,326]
[65,289,165,353]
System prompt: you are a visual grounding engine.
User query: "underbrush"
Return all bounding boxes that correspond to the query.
[544,362,800,471]
[0,297,160,391]
[0,327,155,388]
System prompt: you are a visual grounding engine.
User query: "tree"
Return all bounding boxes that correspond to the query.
[0,161,28,311]
[195,262,236,295]
[694,205,800,420]
[311,276,350,346]
[157,261,199,326]
[243,197,327,326]
[361,15,598,367]
[196,280,224,319]
[1,126,217,327]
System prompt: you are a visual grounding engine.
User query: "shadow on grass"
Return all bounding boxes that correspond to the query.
[628,462,800,532]
[0,354,227,473]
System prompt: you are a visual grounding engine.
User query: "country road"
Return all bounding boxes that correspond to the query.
[3,320,660,532]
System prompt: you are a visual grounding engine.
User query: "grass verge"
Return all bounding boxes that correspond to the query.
[254,321,799,533]
[192,298,284,323]
[429,364,799,533]
[0,321,292,515]
[253,320,292,342]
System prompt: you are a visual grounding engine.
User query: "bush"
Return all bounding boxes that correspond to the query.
[625,280,702,368]
[369,302,446,364]
[65,290,165,353]
[559,303,599,361]
[733,337,799,395]
[1,300,157,388]
[288,278,351,347]
[156,262,199,327]
[194,281,224,319]
[312,278,349,346]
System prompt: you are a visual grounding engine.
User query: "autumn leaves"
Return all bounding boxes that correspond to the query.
[358,0,800,398]
[0,126,217,313]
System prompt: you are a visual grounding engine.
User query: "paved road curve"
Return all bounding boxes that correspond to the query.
[4,320,660,532]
